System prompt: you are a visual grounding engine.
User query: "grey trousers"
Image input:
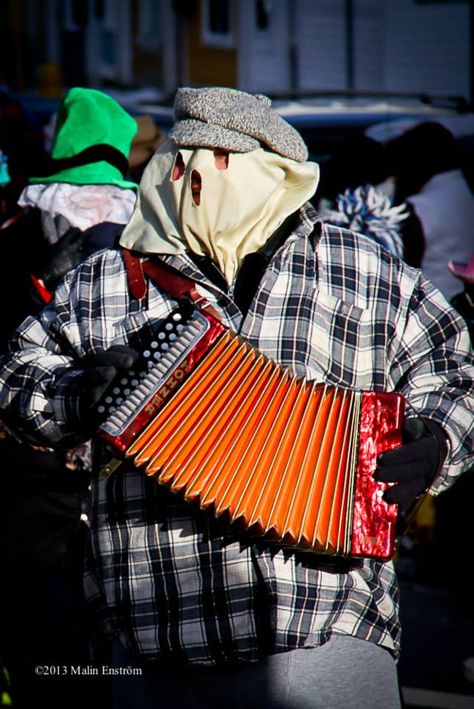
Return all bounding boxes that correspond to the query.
[111,634,402,708]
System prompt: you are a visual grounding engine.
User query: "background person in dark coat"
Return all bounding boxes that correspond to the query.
[0,87,138,709]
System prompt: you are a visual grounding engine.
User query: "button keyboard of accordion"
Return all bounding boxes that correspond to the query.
[96,303,195,421]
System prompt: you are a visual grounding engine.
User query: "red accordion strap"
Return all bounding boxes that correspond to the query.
[121,247,219,317]
[121,247,199,300]
[143,259,201,302]
[121,248,147,299]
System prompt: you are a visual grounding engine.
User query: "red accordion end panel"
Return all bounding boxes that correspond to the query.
[351,392,404,559]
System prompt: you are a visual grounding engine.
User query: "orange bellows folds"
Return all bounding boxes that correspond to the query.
[120,333,396,558]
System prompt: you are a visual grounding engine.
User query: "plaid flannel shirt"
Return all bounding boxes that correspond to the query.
[0,204,472,666]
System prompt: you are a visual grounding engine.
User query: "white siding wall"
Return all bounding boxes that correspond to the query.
[353,0,385,92]
[295,0,347,91]
[238,0,290,93]
[383,0,470,98]
[289,0,470,99]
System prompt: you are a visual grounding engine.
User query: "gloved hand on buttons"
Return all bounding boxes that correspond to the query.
[375,417,448,513]
[78,345,139,417]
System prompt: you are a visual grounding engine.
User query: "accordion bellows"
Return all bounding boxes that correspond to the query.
[99,306,404,560]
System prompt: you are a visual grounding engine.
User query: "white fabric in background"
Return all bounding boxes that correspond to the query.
[19,183,136,243]
[408,170,474,301]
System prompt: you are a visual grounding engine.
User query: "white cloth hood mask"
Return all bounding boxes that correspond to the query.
[120,139,319,283]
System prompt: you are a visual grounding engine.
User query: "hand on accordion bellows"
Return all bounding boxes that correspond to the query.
[78,345,139,416]
[375,417,448,513]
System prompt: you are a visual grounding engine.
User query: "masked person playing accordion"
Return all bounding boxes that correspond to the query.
[0,87,472,709]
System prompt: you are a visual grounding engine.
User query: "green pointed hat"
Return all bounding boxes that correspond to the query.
[30,87,138,189]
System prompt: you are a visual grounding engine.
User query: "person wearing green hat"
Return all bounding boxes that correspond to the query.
[0,87,138,709]
[18,86,138,253]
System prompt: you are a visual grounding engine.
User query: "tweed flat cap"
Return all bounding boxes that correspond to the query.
[169,86,308,162]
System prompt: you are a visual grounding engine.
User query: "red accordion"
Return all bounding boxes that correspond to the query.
[98,300,404,561]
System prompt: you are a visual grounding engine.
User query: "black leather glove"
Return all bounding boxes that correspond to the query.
[77,345,139,419]
[375,417,448,513]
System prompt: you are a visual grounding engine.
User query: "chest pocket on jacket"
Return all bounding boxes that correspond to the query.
[308,290,377,389]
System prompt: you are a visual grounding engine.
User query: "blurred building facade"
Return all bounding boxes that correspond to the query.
[1,0,472,103]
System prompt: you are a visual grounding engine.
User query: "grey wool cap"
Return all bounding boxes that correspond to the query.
[169,86,309,162]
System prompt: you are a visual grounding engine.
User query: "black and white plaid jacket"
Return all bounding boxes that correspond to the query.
[0,204,472,666]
